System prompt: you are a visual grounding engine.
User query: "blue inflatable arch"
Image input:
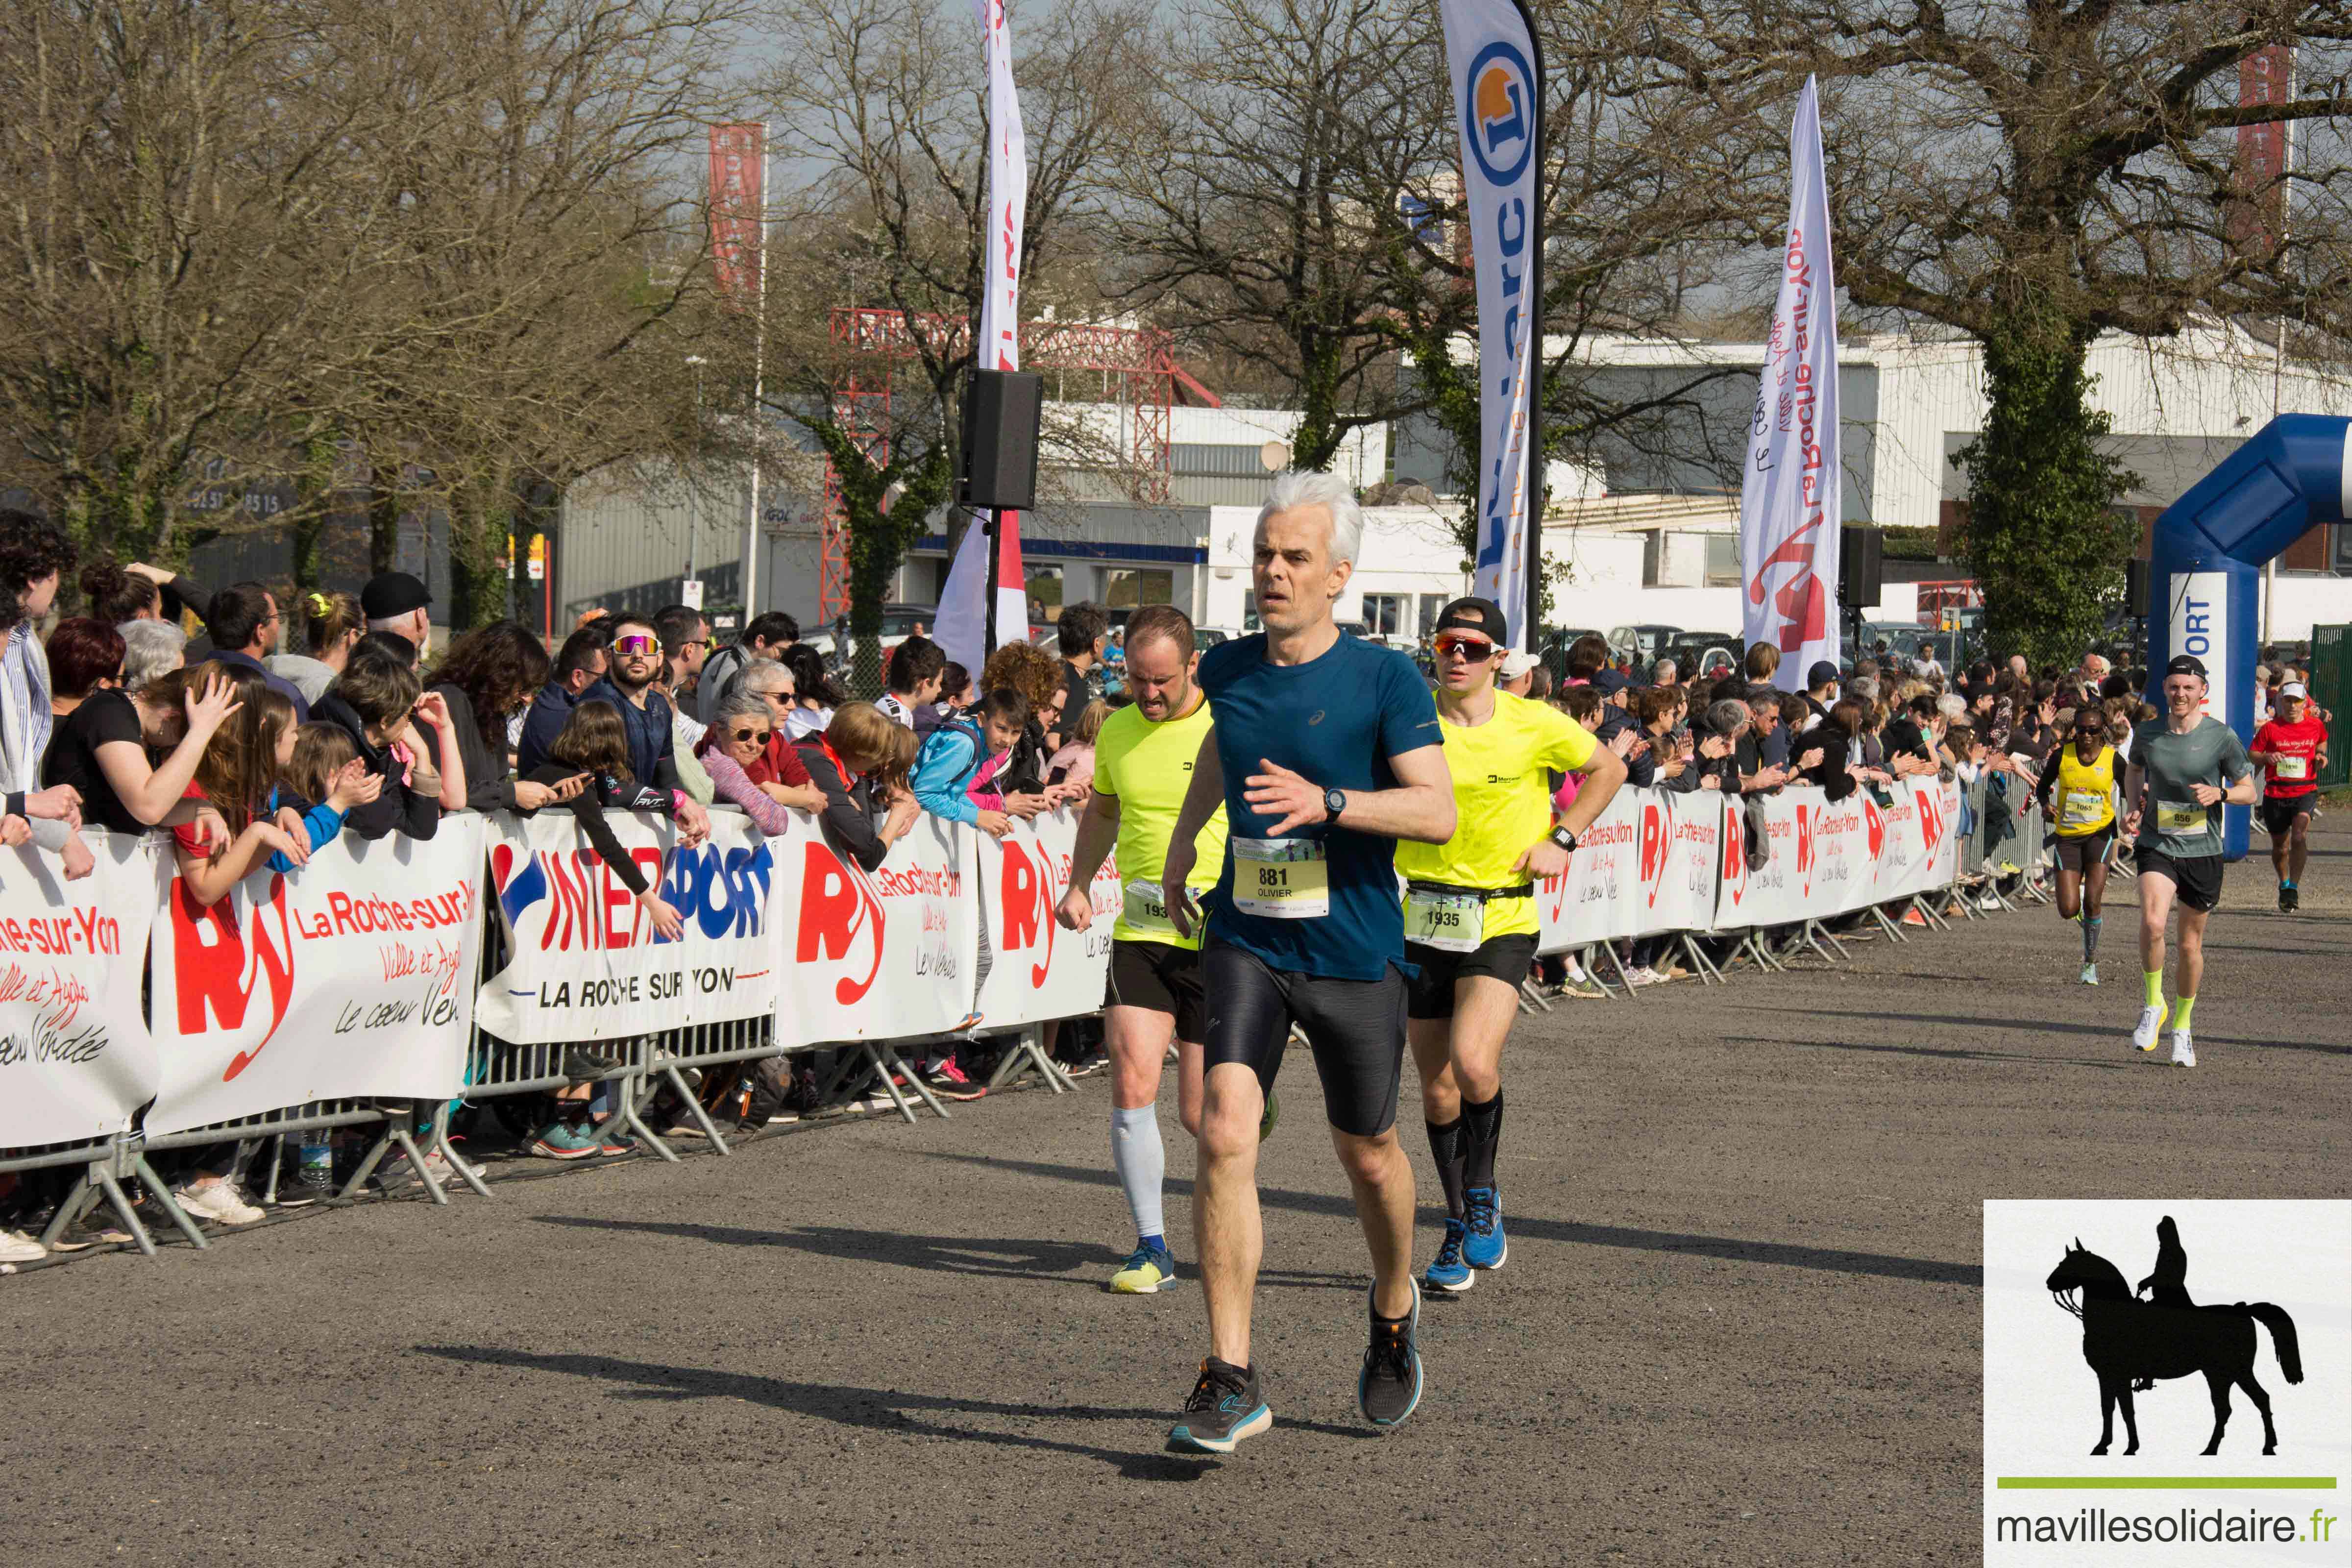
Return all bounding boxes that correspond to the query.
[2143,412,2352,859]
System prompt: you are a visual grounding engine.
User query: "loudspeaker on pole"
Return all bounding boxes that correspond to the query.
[2125,557,2150,619]
[958,369,1044,511]
[1839,525,1884,609]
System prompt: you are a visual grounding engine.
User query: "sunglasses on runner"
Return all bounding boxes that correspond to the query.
[612,634,658,657]
[730,726,771,744]
[1433,633,1501,661]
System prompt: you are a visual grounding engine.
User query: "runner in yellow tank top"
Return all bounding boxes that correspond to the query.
[2033,706,2120,985]
[1394,597,1626,1294]
[1055,606,1244,1295]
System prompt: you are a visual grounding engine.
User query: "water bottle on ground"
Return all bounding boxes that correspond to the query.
[296,1132,334,1194]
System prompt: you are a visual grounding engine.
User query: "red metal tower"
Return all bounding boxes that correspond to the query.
[817,308,1211,620]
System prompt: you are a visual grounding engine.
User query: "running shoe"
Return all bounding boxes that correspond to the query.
[2280,883,2299,913]
[1423,1219,1474,1294]
[2170,1030,2196,1068]
[0,1227,46,1264]
[2131,1003,2168,1053]
[529,1122,599,1160]
[1260,1082,1280,1142]
[592,1123,639,1156]
[173,1180,265,1226]
[924,1057,974,1090]
[1166,1358,1271,1454]
[1358,1278,1424,1428]
[2079,962,2099,987]
[1462,1186,1507,1270]
[1108,1241,1178,1294]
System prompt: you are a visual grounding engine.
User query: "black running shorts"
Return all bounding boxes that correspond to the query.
[1404,932,1541,1019]
[2053,826,2114,875]
[1105,938,1206,1043]
[1201,941,1407,1138]
[2259,794,2315,838]
[2135,846,2224,913]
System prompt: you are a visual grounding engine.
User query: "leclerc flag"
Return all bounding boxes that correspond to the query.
[1441,0,1544,651]
[1739,75,1841,693]
[935,0,1029,674]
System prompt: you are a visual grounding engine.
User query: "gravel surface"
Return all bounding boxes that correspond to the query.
[6,823,2346,1567]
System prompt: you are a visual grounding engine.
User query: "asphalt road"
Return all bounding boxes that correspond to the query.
[6,822,2348,1567]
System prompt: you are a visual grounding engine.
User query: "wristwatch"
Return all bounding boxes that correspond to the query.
[1549,826,1579,854]
[1323,786,1348,823]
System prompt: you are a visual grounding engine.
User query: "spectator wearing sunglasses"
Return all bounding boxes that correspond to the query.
[694,691,822,832]
[575,613,712,843]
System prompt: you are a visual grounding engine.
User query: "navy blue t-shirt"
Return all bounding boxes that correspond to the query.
[1197,631,1443,982]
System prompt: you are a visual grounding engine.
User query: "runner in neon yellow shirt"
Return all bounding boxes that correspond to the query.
[1396,597,1625,1292]
[1056,605,1236,1294]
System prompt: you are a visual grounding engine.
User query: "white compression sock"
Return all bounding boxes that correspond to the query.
[1110,1103,1165,1243]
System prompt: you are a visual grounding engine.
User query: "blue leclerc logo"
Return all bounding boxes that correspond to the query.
[1464,41,1534,188]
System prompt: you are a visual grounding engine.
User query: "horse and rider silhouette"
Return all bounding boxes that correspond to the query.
[2045,1217,2303,1457]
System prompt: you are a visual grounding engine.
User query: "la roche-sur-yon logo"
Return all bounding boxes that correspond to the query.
[1982,1199,2351,1566]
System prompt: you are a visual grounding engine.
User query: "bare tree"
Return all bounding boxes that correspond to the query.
[751,0,1141,690]
[1625,0,2352,661]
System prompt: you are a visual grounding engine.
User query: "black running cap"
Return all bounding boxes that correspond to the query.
[1432,597,1508,645]
[2165,654,2207,679]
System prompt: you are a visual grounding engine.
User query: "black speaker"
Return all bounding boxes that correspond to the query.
[1839,525,1884,607]
[958,369,1043,510]
[2125,557,2150,618]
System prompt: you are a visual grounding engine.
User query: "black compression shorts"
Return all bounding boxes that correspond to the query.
[1404,932,1541,1019]
[2135,846,2224,913]
[1201,941,1407,1137]
[2260,794,2315,837]
[2054,826,2114,874]
[1105,938,1206,1043]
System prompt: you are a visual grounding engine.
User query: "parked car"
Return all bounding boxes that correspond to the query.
[1608,624,1684,667]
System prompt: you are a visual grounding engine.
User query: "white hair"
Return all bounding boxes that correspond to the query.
[118,618,187,691]
[1936,692,1967,722]
[367,612,416,634]
[1258,469,1364,566]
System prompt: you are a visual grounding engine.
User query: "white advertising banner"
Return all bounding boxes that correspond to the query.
[1440,0,1544,648]
[1533,788,1720,953]
[973,807,1119,1031]
[768,808,978,1047]
[150,818,486,1136]
[0,831,165,1148]
[1739,75,1841,691]
[477,808,778,1045]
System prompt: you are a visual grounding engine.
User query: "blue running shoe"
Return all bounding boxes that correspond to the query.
[1359,1277,1423,1427]
[1463,1186,1507,1270]
[1423,1219,1474,1294]
[1167,1358,1271,1453]
[1109,1241,1178,1294]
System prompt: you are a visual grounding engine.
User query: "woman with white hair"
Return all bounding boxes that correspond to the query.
[118,617,187,692]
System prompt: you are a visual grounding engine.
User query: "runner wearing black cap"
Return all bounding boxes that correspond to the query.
[1157,470,1456,1452]
[2119,655,2258,1067]
[1399,597,1625,1294]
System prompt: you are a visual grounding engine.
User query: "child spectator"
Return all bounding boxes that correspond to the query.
[169,676,316,906]
[794,701,920,871]
[911,687,1028,840]
[1046,697,1109,792]
[314,640,465,838]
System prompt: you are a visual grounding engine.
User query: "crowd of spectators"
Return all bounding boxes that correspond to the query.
[3,490,2332,1254]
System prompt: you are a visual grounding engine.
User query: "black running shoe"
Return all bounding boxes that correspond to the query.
[2281,883,2299,913]
[1359,1278,1424,1427]
[1166,1357,1271,1454]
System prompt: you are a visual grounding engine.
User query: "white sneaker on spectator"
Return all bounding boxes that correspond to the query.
[1,1227,46,1263]
[1975,891,2003,910]
[419,1149,483,1185]
[174,1179,265,1226]
[2170,1030,2196,1068]
[1626,966,1660,988]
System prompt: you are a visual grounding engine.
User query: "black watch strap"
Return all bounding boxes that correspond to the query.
[1549,826,1578,853]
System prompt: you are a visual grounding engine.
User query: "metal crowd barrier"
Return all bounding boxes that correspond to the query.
[6,778,2041,1268]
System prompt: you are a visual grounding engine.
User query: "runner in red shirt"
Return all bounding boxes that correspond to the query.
[2248,681,2330,912]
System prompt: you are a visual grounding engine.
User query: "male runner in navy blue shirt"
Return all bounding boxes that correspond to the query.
[1158,470,1456,1452]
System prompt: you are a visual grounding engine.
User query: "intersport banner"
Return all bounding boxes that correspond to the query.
[768,808,978,1047]
[149,819,486,1136]
[0,830,166,1147]
[1739,75,1841,690]
[477,808,777,1045]
[1532,787,1718,953]
[972,807,1120,1030]
[1441,0,1544,648]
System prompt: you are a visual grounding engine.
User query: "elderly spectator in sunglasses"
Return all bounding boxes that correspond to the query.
[694,692,824,830]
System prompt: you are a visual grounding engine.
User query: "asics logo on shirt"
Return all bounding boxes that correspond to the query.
[1308,710,1326,725]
